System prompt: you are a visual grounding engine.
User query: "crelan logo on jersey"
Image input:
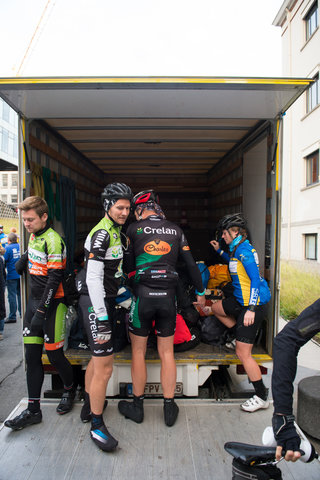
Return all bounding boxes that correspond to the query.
[137,227,143,234]
[144,239,171,255]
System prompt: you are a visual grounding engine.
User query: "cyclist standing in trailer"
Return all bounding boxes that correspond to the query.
[79,183,132,452]
[118,190,205,427]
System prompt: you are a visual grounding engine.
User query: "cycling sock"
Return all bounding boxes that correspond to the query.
[81,391,91,418]
[91,413,104,429]
[28,398,41,413]
[63,383,75,394]
[252,379,268,400]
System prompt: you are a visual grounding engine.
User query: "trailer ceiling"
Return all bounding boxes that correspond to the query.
[0,77,310,185]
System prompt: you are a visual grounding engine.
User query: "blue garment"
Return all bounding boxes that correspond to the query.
[7,278,21,320]
[0,232,8,250]
[4,243,20,280]
[218,239,271,306]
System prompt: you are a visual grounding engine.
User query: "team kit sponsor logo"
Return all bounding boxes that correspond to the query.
[143,226,177,235]
[144,239,171,255]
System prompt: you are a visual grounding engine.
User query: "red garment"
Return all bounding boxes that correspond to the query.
[174,313,192,344]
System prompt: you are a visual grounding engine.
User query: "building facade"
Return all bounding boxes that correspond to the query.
[274,0,320,264]
[0,97,18,208]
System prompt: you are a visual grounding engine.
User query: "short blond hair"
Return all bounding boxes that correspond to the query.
[18,196,49,218]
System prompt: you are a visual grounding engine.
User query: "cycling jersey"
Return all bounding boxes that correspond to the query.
[27,227,66,310]
[124,214,203,293]
[218,240,270,306]
[84,216,123,319]
[125,214,204,338]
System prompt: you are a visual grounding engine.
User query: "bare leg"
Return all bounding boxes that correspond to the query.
[130,333,148,396]
[157,335,176,398]
[89,355,113,415]
[236,341,261,381]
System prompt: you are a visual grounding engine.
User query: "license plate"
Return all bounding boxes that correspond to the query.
[123,382,183,396]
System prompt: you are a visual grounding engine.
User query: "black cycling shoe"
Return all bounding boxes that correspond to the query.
[56,390,76,415]
[90,424,118,452]
[164,400,179,427]
[80,399,108,423]
[118,398,144,423]
[4,409,42,431]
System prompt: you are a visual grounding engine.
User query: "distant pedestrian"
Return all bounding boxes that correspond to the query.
[0,224,8,252]
[4,232,21,324]
[10,227,20,243]
[0,256,6,340]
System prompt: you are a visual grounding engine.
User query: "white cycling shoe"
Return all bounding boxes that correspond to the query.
[240,395,270,412]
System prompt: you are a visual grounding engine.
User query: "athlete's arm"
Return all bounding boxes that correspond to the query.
[15,250,28,275]
[239,251,261,307]
[179,234,204,295]
[86,229,110,319]
[37,238,65,313]
[123,227,135,276]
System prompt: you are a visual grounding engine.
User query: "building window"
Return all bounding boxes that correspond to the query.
[11,174,18,186]
[305,234,317,260]
[11,195,18,203]
[2,100,10,123]
[306,150,319,186]
[2,174,8,187]
[307,74,319,112]
[305,2,318,41]
[1,127,9,153]
[1,195,7,202]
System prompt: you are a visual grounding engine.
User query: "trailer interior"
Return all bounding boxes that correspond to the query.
[0,76,310,395]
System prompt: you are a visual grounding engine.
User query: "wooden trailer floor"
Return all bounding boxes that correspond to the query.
[1,399,319,480]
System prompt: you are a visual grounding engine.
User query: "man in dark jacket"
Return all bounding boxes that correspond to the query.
[272,298,320,462]
[118,190,205,427]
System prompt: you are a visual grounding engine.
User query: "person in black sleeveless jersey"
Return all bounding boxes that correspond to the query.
[118,190,205,427]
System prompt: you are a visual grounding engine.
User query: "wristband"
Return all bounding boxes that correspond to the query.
[195,289,206,296]
[247,305,256,312]
[219,250,224,256]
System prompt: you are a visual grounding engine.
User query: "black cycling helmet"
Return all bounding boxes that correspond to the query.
[217,213,247,233]
[132,190,159,209]
[101,183,132,212]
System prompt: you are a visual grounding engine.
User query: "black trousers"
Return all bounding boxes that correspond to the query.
[272,298,320,414]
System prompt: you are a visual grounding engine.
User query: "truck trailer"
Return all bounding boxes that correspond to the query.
[0,76,311,399]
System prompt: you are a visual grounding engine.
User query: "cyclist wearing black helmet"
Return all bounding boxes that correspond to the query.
[209,213,271,413]
[79,182,132,452]
[118,190,205,427]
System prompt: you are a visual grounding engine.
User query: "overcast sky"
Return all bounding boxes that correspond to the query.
[0,0,284,78]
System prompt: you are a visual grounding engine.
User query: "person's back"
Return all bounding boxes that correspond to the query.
[126,215,188,289]
[228,239,271,307]
[4,237,20,280]
[119,190,205,428]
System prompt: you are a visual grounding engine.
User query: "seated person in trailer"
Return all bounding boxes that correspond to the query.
[209,213,271,413]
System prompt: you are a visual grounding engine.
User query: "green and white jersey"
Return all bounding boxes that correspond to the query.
[84,216,123,318]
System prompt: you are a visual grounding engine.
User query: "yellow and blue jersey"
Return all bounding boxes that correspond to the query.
[220,240,271,306]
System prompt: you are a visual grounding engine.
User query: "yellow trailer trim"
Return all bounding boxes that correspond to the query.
[0,76,311,86]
